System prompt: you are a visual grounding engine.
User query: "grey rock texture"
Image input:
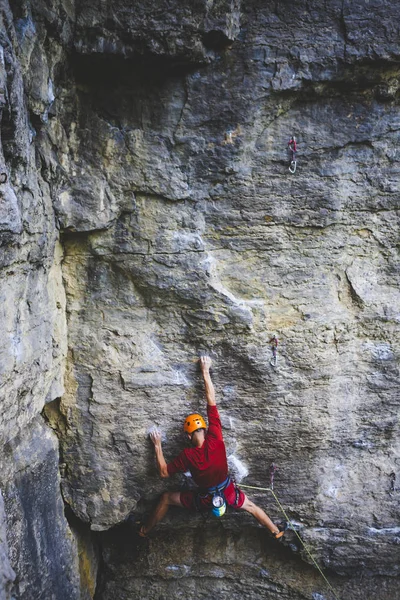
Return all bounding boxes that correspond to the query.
[0,491,15,600]
[0,0,400,598]
[73,0,241,60]
[0,419,81,600]
[0,1,90,598]
[0,0,66,446]
[96,524,400,600]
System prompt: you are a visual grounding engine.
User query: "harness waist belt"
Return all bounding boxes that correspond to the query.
[207,475,231,494]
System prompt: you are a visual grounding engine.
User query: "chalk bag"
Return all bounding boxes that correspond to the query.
[212,494,226,517]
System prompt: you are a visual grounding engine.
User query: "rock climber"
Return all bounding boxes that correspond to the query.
[288,135,297,163]
[139,356,285,539]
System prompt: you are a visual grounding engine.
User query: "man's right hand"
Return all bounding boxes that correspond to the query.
[200,356,216,405]
[200,355,212,372]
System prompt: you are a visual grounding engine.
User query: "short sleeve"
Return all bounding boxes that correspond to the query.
[167,450,190,476]
[206,405,223,441]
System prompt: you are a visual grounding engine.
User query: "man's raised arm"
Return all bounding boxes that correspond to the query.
[200,356,216,406]
[150,430,169,478]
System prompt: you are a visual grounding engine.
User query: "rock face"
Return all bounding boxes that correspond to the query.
[0,491,15,600]
[1,0,400,599]
[0,1,90,598]
[0,419,82,600]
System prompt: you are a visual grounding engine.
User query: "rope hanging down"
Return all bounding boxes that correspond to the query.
[240,480,341,600]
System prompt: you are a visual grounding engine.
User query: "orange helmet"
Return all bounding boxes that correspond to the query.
[183,413,207,434]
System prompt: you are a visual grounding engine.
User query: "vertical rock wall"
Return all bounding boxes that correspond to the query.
[0,1,86,598]
[1,420,81,600]
[0,491,15,600]
[0,0,399,599]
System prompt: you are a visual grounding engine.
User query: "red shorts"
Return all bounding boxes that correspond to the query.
[180,480,246,511]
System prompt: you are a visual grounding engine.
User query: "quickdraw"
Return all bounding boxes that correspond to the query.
[269,335,279,367]
[288,135,297,174]
[389,471,398,494]
[269,463,278,490]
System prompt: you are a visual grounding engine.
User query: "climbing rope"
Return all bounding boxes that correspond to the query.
[289,160,297,174]
[240,482,341,600]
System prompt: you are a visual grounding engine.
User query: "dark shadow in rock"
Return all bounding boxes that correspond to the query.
[71,52,203,90]
[202,30,234,51]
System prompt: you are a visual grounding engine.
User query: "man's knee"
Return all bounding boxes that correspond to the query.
[239,497,256,513]
[162,491,182,507]
[160,491,170,505]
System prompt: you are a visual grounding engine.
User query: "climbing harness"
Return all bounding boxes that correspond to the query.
[195,475,231,517]
[269,335,279,367]
[240,474,341,600]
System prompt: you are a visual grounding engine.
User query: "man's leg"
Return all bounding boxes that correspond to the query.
[239,496,282,537]
[140,491,183,536]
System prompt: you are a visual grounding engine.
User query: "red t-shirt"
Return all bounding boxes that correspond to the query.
[167,405,228,489]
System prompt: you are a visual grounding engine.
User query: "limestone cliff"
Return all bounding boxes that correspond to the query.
[0,1,399,599]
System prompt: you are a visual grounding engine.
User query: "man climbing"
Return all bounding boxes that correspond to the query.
[139,356,285,539]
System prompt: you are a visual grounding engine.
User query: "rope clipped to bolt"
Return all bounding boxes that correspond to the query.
[240,465,341,600]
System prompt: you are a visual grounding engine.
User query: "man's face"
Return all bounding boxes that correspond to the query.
[188,429,205,445]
